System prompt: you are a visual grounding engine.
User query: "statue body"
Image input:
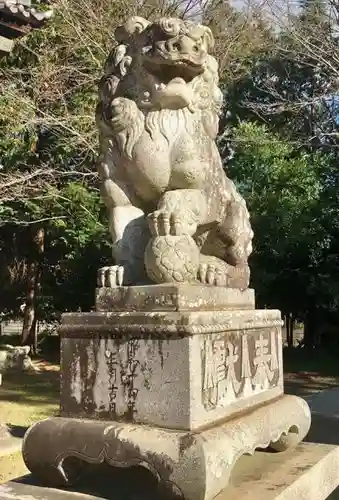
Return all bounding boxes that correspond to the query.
[96,16,253,288]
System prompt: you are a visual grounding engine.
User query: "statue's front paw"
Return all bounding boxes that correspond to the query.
[148,210,197,236]
[197,255,250,288]
[198,260,228,286]
[97,265,124,287]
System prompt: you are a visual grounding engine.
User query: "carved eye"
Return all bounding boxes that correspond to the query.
[173,42,180,51]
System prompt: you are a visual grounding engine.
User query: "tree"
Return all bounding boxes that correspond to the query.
[0,0,128,347]
[0,0,272,350]
[221,121,338,347]
[225,0,339,149]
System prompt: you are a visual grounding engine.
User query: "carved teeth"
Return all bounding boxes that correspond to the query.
[169,77,186,85]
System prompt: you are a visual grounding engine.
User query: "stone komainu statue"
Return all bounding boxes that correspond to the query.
[96,16,253,288]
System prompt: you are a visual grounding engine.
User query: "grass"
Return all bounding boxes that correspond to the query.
[0,360,59,483]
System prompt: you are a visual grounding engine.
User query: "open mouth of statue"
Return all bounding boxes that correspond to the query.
[143,57,203,84]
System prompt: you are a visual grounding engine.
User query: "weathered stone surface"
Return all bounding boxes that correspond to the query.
[95,17,253,289]
[21,291,312,499]
[22,395,311,500]
[6,443,339,500]
[60,308,282,337]
[218,442,339,500]
[95,285,255,312]
[0,344,35,375]
[59,307,283,430]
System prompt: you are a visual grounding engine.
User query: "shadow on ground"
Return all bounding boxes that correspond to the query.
[15,464,172,500]
[283,347,339,397]
[0,366,59,408]
[6,425,28,439]
[283,348,339,499]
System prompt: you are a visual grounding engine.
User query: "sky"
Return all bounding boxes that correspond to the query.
[230,0,300,20]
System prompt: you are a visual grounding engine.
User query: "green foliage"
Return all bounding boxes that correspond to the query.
[1,0,339,350]
[0,1,120,320]
[218,0,339,344]
[225,122,338,318]
[0,182,111,319]
[40,182,111,318]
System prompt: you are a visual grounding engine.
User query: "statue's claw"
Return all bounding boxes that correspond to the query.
[197,255,250,288]
[97,265,124,287]
[147,210,197,237]
[197,260,227,286]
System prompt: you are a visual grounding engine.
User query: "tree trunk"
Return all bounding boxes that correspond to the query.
[290,314,294,347]
[21,260,36,346]
[285,313,294,348]
[285,314,290,346]
[302,308,317,349]
[21,227,44,354]
[287,313,294,348]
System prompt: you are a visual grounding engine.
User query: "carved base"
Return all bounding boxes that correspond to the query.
[22,394,311,500]
[59,304,284,431]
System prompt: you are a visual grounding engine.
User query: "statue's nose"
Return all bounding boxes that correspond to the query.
[166,35,201,54]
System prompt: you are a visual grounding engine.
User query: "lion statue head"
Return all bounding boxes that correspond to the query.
[97,16,223,141]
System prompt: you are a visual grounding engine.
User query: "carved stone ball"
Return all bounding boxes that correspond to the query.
[145,235,199,284]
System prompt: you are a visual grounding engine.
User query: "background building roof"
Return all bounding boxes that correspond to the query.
[0,0,53,55]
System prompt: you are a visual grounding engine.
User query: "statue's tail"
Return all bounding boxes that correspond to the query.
[210,143,253,267]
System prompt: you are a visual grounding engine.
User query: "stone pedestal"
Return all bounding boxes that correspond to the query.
[3,443,339,500]
[22,285,311,500]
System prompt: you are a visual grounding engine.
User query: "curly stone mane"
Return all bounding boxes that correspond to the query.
[96,17,224,157]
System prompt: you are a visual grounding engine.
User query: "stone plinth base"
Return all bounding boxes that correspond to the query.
[95,285,255,312]
[22,285,312,499]
[5,443,339,500]
[59,286,284,431]
[219,442,339,500]
[22,395,311,500]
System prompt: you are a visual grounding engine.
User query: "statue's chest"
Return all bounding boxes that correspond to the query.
[126,134,172,202]
[169,128,212,189]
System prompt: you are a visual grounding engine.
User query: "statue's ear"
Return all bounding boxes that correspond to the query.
[203,26,215,52]
[114,16,151,44]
